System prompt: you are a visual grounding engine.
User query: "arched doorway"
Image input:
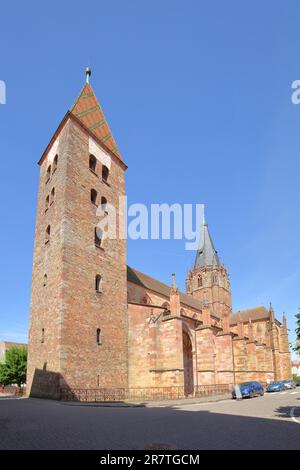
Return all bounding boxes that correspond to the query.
[182,329,194,396]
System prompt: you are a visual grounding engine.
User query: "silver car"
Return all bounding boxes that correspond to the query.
[281,380,296,390]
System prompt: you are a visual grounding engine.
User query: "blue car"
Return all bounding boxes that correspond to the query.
[266,381,285,392]
[232,381,264,399]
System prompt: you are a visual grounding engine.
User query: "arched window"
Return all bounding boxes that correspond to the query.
[95,275,103,293]
[45,195,50,211]
[102,165,109,182]
[52,154,58,173]
[43,274,47,287]
[91,189,98,205]
[51,187,55,204]
[41,328,45,344]
[94,227,103,248]
[212,274,217,284]
[45,225,51,244]
[141,294,152,305]
[89,154,97,173]
[46,165,51,183]
[96,328,101,345]
[198,275,202,287]
[101,196,108,215]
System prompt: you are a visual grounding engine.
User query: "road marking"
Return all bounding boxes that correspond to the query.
[290,391,298,395]
[290,407,300,424]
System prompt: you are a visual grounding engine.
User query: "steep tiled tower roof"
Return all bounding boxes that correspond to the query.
[70,72,122,161]
[194,220,220,268]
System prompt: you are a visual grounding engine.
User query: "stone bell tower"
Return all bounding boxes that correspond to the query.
[186,215,232,318]
[27,68,128,398]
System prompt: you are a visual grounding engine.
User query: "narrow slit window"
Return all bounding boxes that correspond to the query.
[51,187,55,204]
[102,165,109,182]
[52,155,58,173]
[94,227,103,248]
[96,328,101,345]
[89,154,97,173]
[91,189,97,205]
[46,165,51,183]
[45,225,51,244]
[101,196,108,215]
[95,275,103,293]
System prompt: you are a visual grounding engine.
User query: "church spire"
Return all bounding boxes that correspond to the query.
[194,215,221,268]
[69,69,122,161]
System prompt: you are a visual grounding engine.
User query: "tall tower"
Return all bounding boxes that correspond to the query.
[27,69,128,398]
[185,217,231,318]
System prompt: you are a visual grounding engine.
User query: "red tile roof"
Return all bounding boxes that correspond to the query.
[70,83,122,162]
[127,266,221,318]
[230,306,270,325]
[0,341,27,349]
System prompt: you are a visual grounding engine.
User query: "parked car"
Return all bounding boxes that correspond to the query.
[266,381,285,392]
[281,380,296,390]
[232,381,264,399]
[295,380,300,387]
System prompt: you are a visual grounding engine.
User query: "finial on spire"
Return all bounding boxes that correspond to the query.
[269,302,275,322]
[172,273,176,289]
[282,312,287,327]
[203,205,206,226]
[86,66,91,84]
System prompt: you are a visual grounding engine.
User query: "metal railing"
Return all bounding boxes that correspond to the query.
[60,384,232,402]
[194,384,232,397]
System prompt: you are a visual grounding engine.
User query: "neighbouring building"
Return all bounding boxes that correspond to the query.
[0,342,27,363]
[26,70,292,399]
[292,361,300,377]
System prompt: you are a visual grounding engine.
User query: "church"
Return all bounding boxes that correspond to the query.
[26,70,291,399]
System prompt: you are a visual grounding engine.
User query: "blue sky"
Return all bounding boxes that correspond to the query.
[0,0,299,358]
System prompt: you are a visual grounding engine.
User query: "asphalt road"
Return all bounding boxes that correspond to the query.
[0,389,299,450]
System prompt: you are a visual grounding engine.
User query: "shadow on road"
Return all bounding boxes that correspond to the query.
[0,397,299,450]
[275,404,300,419]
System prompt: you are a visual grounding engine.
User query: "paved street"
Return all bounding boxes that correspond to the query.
[0,390,299,450]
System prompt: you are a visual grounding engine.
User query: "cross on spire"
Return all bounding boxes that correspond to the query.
[86,66,91,84]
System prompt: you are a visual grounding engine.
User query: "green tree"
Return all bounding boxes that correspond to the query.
[293,308,300,354]
[0,347,27,388]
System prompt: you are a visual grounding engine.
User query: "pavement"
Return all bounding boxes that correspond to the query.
[0,389,299,450]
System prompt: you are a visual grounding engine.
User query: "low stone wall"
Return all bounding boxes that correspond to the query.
[0,386,26,396]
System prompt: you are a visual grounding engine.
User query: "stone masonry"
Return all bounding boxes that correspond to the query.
[27,74,292,399]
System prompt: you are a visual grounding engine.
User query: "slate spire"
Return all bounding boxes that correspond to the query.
[194,215,221,268]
